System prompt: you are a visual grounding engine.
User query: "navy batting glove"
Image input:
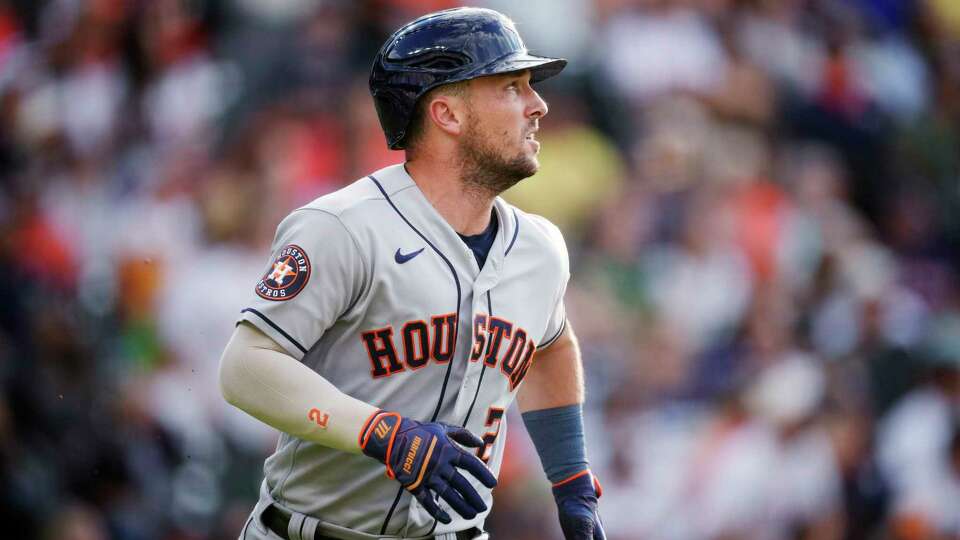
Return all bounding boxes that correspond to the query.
[360,410,497,524]
[552,470,605,540]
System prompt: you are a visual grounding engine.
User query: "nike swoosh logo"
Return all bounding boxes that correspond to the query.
[394,247,425,264]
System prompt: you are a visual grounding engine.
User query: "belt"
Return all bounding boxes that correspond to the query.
[262,505,338,540]
[261,504,481,540]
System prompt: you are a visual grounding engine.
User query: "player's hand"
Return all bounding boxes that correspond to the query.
[552,470,605,540]
[360,410,497,524]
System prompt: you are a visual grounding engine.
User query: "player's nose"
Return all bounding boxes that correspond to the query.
[526,88,548,119]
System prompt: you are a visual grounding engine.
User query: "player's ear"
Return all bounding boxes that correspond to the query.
[427,94,466,138]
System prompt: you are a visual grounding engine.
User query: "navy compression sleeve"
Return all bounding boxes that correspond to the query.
[521,404,589,483]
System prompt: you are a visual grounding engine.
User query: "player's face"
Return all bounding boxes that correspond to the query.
[458,70,549,193]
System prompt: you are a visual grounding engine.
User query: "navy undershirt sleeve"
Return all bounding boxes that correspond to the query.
[521,404,589,483]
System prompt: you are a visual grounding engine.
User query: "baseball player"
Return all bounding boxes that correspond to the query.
[219,8,603,540]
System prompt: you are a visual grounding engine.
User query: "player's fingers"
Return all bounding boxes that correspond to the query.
[448,470,487,513]
[455,452,498,488]
[559,514,595,540]
[435,482,479,520]
[414,490,451,524]
[445,426,484,448]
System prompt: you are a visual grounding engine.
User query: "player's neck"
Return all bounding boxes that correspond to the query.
[404,159,496,236]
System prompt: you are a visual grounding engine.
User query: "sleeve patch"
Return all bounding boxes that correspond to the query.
[255,244,312,301]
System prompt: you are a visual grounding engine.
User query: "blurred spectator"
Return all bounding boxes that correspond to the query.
[598,2,726,104]
[42,502,109,540]
[878,314,960,539]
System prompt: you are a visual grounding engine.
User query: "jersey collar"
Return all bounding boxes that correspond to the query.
[370,163,517,291]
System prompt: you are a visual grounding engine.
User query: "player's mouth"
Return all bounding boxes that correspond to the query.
[524,130,539,151]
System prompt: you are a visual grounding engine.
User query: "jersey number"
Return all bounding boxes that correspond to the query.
[477,407,505,463]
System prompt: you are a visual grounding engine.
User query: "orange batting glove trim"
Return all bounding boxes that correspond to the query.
[552,469,591,488]
[552,469,602,497]
[405,435,438,491]
[359,411,404,479]
[358,409,385,448]
[383,414,402,479]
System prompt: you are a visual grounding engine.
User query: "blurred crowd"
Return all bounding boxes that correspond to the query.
[0,0,958,539]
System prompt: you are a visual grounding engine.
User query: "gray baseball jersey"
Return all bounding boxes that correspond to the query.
[238,164,569,539]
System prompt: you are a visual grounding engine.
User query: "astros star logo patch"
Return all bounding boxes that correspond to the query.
[256,244,311,301]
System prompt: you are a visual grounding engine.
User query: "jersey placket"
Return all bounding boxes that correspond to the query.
[453,201,512,451]
[405,196,512,537]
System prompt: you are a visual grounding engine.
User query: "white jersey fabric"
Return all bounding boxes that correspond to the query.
[238,164,569,539]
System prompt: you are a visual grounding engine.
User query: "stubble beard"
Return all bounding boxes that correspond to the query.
[458,113,538,198]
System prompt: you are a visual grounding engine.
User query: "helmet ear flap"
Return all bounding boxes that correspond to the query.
[371,87,412,150]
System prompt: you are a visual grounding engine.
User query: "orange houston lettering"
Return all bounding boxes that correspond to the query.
[483,317,513,367]
[430,313,456,363]
[362,314,458,378]
[470,314,488,362]
[401,320,430,369]
[362,313,535,389]
[362,326,404,378]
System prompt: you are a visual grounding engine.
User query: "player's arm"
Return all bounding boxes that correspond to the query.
[517,324,583,411]
[518,323,605,540]
[219,322,497,524]
[219,321,377,453]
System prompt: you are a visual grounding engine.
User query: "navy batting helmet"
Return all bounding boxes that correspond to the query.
[369,7,567,150]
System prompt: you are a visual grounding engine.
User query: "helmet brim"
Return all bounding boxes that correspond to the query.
[471,52,567,83]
